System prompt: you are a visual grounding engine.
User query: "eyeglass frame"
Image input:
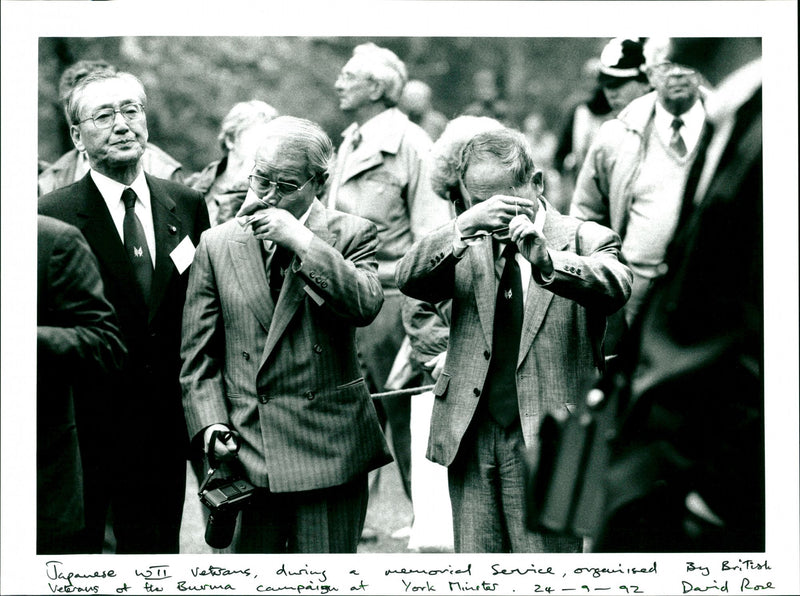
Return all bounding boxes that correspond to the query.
[648,62,696,78]
[248,173,316,203]
[76,102,146,129]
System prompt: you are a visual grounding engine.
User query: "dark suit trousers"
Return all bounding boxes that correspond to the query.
[235,475,369,553]
[356,291,411,501]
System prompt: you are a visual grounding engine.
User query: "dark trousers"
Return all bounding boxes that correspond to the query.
[235,475,369,553]
[77,438,185,554]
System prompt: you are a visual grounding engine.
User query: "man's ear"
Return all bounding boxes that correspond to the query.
[368,78,385,103]
[531,170,545,196]
[69,125,85,153]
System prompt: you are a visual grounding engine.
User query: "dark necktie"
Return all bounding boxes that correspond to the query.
[670,117,688,157]
[268,245,291,301]
[485,243,523,427]
[121,187,153,303]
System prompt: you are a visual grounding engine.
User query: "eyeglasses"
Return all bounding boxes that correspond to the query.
[649,62,696,78]
[248,173,314,200]
[78,103,145,129]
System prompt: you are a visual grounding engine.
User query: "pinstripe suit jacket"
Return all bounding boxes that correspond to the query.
[180,199,392,492]
[395,203,632,467]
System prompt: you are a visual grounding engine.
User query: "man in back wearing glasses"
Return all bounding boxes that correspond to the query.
[180,116,392,553]
[39,70,210,553]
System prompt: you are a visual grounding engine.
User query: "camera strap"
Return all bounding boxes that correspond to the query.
[198,429,241,495]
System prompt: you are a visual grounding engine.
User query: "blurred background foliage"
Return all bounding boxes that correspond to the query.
[38,36,606,174]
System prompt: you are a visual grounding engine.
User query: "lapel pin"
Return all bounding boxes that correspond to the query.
[168,225,177,235]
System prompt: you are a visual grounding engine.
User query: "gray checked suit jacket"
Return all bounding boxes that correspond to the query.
[181,199,392,493]
[395,202,632,467]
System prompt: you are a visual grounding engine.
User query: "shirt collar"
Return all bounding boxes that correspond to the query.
[343,107,407,154]
[654,97,704,131]
[90,168,151,208]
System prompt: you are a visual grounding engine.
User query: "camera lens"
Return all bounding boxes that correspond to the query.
[205,510,238,549]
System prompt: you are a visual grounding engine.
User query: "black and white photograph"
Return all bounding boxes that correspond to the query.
[1,2,798,595]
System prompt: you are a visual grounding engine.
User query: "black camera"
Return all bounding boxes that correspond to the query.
[198,430,257,549]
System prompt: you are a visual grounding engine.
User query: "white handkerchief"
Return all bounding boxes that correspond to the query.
[170,236,196,274]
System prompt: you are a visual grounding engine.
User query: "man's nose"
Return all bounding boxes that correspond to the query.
[261,182,279,206]
[111,110,131,131]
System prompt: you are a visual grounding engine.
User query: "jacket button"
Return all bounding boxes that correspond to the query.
[242,351,250,360]
[576,268,582,275]
[473,388,481,397]
[320,281,328,288]
[313,344,323,354]
[483,350,490,360]
[305,390,315,400]
[258,394,269,404]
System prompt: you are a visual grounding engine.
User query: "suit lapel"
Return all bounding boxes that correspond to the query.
[229,227,274,333]
[259,200,332,369]
[147,175,182,321]
[72,175,147,315]
[469,237,497,349]
[517,208,571,365]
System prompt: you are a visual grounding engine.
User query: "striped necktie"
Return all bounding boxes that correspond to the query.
[670,117,688,157]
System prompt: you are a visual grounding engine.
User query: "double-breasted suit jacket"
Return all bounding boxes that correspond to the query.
[395,203,632,467]
[180,199,393,493]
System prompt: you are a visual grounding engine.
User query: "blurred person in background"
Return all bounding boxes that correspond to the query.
[396,127,631,553]
[554,57,613,207]
[37,215,126,554]
[399,79,449,142]
[39,59,184,196]
[571,39,709,338]
[185,100,278,226]
[462,68,514,127]
[596,38,652,117]
[326,42,454,540]
[181,116,391,553]
[521,111,566,213]
[593,37,763,553]
[39,70,210,553]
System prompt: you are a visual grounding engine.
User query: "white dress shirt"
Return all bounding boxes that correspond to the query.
[91,169,156,266]
[654,98,706,156]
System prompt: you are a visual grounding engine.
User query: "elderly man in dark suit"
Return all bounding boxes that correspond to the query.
[39,70,210,554]
[396,127,632,553]
[180,116,392,553]
[37,215,126,554]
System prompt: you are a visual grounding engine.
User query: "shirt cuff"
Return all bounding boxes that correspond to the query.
[452,222,469,259]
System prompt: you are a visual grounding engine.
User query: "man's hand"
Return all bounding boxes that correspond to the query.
[423,351,447,380]
[203,424,240,461]
[509,214,554,277]
[242,208,314,254]
[456,195,537,237]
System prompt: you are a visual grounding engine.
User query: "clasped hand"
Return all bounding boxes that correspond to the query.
[509,214,554,277]
[238,207,313,254]
[456,194,537,237]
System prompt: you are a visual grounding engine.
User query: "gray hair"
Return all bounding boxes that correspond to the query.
[457,127,537,187]
[58,59,118,116]
[67,71,147,125]
[217,100,279,153]
[429,116,504,200]
[351,42,408,107]
[258,116,334,182]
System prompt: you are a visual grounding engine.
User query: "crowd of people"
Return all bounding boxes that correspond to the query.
[37,36,763,556]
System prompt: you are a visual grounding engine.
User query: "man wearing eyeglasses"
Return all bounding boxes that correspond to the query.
[39,70,210,554]
[396,128,632,553]
[571,40,709,336]
[180,116,392,553]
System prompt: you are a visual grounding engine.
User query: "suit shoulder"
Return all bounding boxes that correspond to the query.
[327,208,378,237]
[147,175,203,201]
[38,183,83,219]
[38,214,80,237]
[401,120,434,153]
